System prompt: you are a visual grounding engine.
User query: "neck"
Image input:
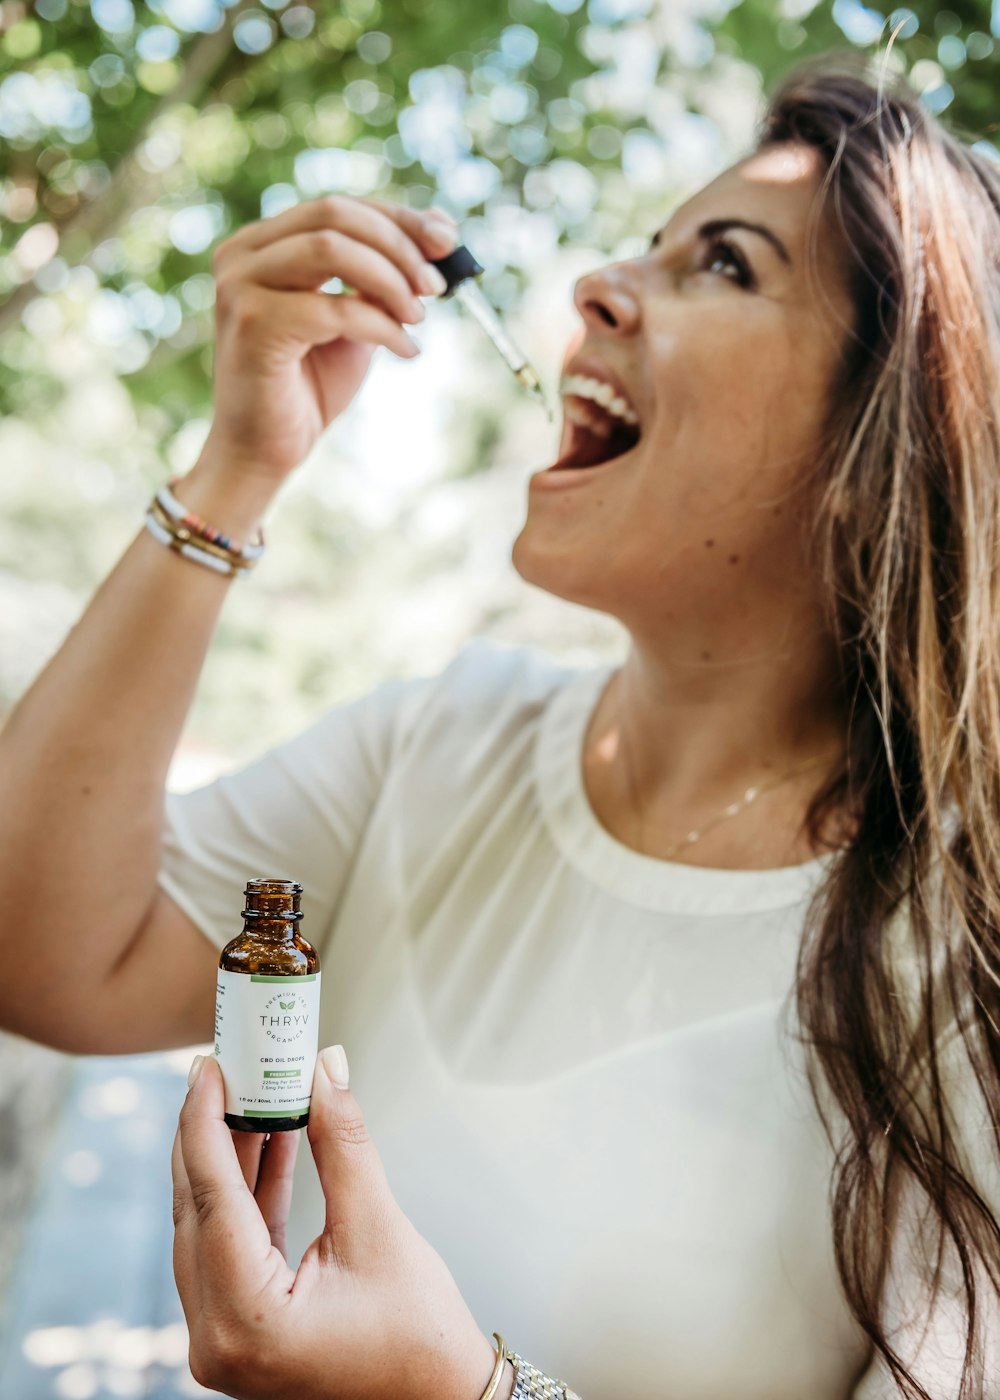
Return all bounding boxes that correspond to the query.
[585,613,849,866]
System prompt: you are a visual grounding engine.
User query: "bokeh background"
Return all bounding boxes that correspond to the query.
[1,0,998,1395]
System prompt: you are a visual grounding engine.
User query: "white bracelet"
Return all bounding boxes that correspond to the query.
[143,510,246,578]
[155,480,266,561]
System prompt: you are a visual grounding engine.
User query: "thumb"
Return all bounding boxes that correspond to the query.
[308,1045,396,1256]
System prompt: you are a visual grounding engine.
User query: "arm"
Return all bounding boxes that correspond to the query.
[0,196,457,1054]
[0,450,271,1053]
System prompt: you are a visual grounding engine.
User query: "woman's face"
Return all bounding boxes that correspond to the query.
[512,141,855,657]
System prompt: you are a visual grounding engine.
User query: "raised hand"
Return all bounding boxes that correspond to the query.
[200,197,458,486]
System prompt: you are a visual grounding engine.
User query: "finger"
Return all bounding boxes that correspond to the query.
[253,1130,301,1258]
[171,1117,191,1220]
[215,195,457,295]
[222,285,421,361]
[307,1046,396,1255]
[233,1129,266,1192]
[178,1055,274,1293]
[170,1122,203,1326]
[366,197,460,259]
[227,229,426,327]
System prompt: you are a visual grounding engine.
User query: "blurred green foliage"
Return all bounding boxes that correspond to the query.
[0,0,614,428]
[1,0,999,755]
[3,0,998,434]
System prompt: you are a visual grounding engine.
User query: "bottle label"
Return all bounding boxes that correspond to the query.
[214,970,322,1120]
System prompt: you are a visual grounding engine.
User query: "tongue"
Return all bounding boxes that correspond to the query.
[555,421,631,470]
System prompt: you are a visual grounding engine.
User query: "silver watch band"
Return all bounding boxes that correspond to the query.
[509,1350,581,1400]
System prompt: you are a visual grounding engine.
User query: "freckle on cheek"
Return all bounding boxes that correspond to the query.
[728,554,740,565]
[700,650,712,662]
[704,539,715,548]
[773,506,783,516]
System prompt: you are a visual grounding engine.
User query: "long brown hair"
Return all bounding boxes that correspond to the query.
[759,52,1000,1397]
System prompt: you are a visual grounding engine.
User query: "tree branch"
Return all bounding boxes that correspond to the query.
[0,0,261,337]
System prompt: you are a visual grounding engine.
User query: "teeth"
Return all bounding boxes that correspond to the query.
[560,373,639,427]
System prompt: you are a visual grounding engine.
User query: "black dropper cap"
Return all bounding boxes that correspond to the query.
[429,245,486,299]
[426,241,551,418]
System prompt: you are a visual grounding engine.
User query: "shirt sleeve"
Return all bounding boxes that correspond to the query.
[158,671,435,955]
[848,1022,1000,1399]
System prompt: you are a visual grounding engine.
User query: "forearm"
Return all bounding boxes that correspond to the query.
[0,453,277,1005]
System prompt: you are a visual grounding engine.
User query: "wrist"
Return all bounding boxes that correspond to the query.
[447,1331,514,1400]
[173,452,280,542]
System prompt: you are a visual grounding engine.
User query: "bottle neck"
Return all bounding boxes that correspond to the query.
[241,878,303,937]
[242,917,299,942]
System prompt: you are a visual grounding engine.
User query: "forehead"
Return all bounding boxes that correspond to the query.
[668,142,830,253]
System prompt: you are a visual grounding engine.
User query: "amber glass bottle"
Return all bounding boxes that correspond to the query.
[215,878,321,1132]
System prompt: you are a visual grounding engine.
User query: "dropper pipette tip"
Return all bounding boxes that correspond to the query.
[534,385,555,422]
[516,366,554,420]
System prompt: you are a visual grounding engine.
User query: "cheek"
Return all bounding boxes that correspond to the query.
[645,318,779,463]
[662,322,827,507]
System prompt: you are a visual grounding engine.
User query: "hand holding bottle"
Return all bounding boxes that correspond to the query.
[196,197,458,494]
[173,1047,509,1400]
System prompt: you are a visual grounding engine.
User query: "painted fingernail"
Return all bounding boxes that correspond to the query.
[187,1054,205,1089]
[321,1044,350,1089]
[418,264,448,297]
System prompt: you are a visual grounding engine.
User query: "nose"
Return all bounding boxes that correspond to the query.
[572,262,641,335]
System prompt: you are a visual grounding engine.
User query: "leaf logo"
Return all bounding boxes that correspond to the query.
[279,999,296,1011]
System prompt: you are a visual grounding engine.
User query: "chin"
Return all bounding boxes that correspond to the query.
[511,524,608,613]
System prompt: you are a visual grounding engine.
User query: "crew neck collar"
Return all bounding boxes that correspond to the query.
[533,664,836,916]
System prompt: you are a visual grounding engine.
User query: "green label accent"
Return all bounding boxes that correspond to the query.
[236,1108,309,1118]
[264,1070,302,1078]
[249,974,318,984]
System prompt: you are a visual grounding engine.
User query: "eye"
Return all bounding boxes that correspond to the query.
[702,237,753,289]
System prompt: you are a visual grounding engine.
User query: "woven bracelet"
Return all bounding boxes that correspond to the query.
[143,510,250,579]
[158,477,266,561]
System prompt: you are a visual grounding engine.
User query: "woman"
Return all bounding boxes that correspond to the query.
[1,52,998,1400]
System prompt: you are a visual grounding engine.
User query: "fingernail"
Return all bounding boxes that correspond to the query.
[187,1054,205,1089]
[320,1044,350,1089]
[423,215,458,255]
[424,206,458,228]
[417,264,448,297]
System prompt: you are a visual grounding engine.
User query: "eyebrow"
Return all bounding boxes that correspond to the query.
[650,217,793,267]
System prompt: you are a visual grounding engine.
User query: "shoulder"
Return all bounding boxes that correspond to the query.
[394,640,579,756]
[421,639,576,710]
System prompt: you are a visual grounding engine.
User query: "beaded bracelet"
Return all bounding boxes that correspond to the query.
[148,499,257,573]
[143,510,246,578]
[157,477,266,561]
[143,477,267,579]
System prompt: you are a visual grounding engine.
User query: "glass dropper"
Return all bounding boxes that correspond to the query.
[429,245,553,420]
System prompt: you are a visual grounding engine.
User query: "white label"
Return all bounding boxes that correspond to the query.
[214,969,322,1120]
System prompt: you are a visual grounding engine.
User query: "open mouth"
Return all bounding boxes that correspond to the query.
[550,380,642,471]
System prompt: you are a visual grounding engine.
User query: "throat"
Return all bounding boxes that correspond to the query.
[554,419,639,470]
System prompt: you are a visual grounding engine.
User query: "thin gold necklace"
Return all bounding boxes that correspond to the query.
[621,737,837,863]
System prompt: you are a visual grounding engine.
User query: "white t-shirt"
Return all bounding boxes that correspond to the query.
[159,641,995,1400]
